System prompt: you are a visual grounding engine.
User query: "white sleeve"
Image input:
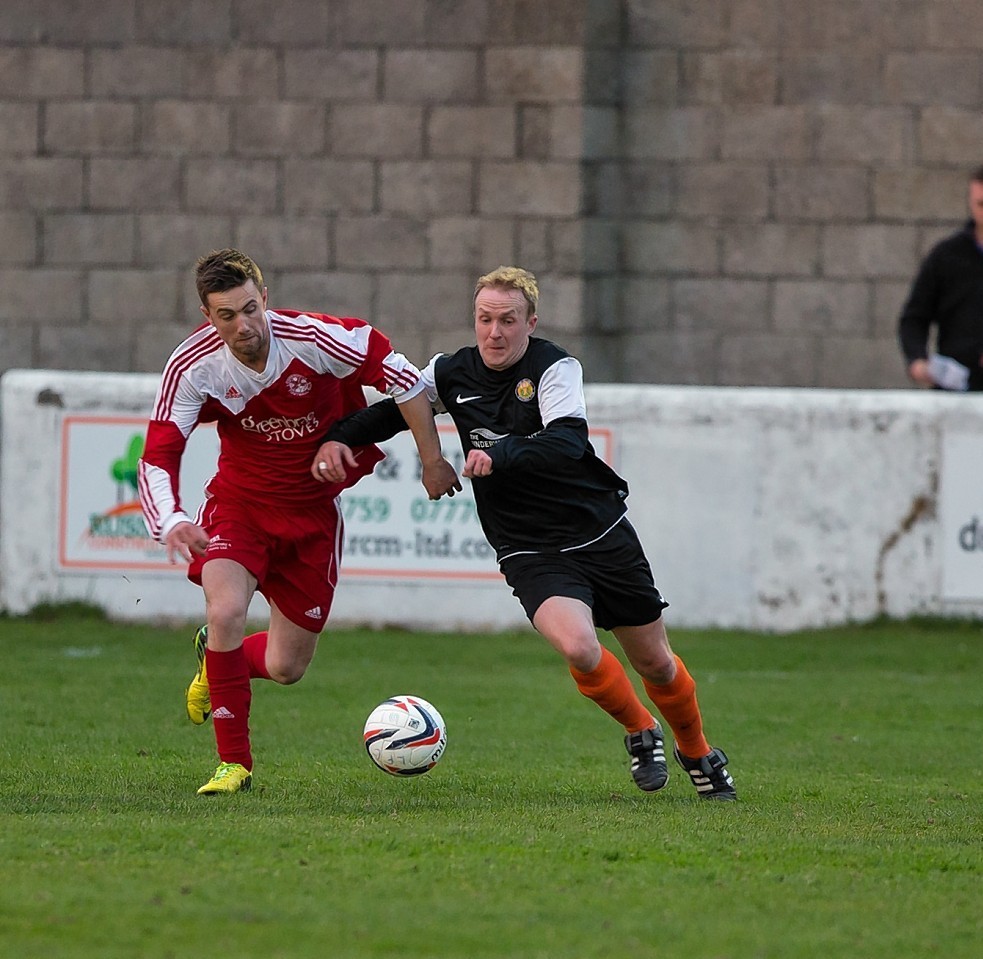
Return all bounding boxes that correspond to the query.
[538,356,587,425]
[412,353,446,413]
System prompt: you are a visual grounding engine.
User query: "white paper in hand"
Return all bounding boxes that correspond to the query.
[928,354,970,392]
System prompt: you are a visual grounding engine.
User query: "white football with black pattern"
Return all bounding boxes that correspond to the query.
[363,695,447,776]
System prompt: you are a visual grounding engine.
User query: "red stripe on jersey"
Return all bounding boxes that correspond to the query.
[383,361,419,392]
[272,309,369,334]
[269,311,411,392]
[268,309,365,342]
[155,330,219,416]
[154,331,223,421]
[136,464,160,536]
[139,420,190,538]
[269,315,366,369]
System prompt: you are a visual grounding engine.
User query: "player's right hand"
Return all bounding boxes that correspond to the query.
[312,440,357,483]
[164,521,209,564]
[421,456,462,500]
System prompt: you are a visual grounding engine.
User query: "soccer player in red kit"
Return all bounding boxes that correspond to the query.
[138,249,460,795]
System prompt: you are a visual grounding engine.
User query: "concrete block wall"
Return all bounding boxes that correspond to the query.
[0,1,979,389]
[582,0,983,387]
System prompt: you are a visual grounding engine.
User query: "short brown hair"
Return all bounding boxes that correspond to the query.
[971,165,983,185]
[474,266,539,318]
[194,248,264,305]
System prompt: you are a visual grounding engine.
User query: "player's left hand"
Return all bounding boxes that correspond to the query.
[422,456,462,500]
[312,441,356,483]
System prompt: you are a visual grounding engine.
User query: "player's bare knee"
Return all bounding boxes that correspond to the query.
[647,660,676,685]
[558,637,602,673]
[570,651,598,673]
[268,663,306,685]
[204,606,247,645]
[624,642,676,684]
[635,653,675,685]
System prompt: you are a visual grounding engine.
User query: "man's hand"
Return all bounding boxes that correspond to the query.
[312,441,357,483]
[164,521,209,564]
[908,358,934,387]
[396,390,462,500]
[422,456,463,500]
[462,450,493,479]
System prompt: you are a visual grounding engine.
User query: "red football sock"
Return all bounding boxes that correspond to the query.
[642,655,710,759]
[570,646,655,733]
[206,646,253,771]
[242,631,271,680]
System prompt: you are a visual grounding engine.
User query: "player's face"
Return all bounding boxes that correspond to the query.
[474,286,537,371]
[201,279,270,371]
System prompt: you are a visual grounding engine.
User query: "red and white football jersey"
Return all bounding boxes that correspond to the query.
[139,309,423,543]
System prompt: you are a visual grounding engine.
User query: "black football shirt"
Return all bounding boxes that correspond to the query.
[326,336,631,561]
[428,337,628,560]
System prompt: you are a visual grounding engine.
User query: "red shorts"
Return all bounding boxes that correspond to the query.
[188,494,343,632]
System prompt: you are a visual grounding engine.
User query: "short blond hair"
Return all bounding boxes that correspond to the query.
[474,266,539,318]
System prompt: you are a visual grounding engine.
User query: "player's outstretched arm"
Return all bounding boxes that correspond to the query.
[323,397,407,446]
[397,392,462,500]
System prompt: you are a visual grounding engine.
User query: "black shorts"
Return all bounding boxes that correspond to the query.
[499,518,669,631]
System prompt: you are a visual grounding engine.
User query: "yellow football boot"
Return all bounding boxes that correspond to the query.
[197,762,252,796]
[186,625,211,725]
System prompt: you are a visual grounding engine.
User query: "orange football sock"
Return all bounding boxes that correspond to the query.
[570,646,655,733]
[642,655,710,759]
[242,631,271,680]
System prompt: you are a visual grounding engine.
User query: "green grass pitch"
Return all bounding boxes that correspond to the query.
[0,606,980,958]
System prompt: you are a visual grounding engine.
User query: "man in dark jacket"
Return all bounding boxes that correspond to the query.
[898,165,983,391]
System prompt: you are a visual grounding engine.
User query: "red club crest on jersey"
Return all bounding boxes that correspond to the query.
[285,374,312,397]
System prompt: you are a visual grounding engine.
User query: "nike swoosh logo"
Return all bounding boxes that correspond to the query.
[456,394,481,404]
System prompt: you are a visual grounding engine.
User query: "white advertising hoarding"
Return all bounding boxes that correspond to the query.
[59,416,219,571]
[12,369,975,631]
[57,414,614,583]
[940,431,983,601]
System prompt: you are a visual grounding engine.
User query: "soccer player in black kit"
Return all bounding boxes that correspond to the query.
[313,267,736,800]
